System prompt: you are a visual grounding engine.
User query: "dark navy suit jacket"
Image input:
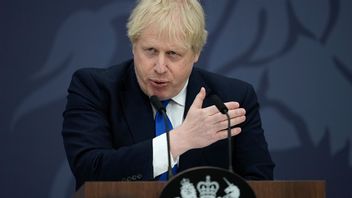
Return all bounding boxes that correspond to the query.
[62,60,274,189]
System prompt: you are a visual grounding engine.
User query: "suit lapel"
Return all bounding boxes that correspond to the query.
[183,68,214,118]
[119,64,155,143]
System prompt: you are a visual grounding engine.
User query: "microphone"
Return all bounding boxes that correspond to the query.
[210,94,233,172]
[150,95,166,112]
[150,95,173,180]
[211,94,228,114]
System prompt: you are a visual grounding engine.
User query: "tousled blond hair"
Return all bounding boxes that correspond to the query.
[127,0,207,53]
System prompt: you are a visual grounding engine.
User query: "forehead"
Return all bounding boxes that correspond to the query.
[137,24,190,51]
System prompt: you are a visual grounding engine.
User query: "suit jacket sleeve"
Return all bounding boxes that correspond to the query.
[234,83,275,180]
[62,68,154,189]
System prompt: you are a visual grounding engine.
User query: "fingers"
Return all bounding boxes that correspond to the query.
[224,101,240,110]
[219,115,246,130]
[190,87,206,109]
[215,127,242,140]
[209,108,246,124]
[184,94,245,150]
[227,108,246,126]
[206,107,246,134]
[211,114,246,132]
[203,101,240,116]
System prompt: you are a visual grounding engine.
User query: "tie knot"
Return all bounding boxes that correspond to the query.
[161,100,170,108]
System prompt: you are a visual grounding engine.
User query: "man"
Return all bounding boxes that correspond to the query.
[62,0,274,190]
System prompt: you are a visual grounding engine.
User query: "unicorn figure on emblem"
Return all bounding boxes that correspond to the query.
[222,178,240,198]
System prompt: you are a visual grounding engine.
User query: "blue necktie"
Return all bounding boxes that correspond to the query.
[155,100,177,181]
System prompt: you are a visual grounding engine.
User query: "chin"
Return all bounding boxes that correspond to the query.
[150,92,170,100]
[147,88,167,98]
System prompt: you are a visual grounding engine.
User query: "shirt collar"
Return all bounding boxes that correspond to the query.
[170,79,188,107]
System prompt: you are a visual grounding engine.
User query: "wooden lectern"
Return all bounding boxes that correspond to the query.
[74,180,325,198]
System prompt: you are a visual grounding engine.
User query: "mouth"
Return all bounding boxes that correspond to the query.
[150,79,168,88]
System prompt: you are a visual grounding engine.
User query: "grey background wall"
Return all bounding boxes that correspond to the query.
[1,0,351,197]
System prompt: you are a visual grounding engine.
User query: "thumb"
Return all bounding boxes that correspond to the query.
[190,87,206,109]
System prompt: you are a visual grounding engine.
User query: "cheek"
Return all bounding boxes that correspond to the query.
[134,54,153,74]
[181,62,194,76]
[134,53,148,76]
[134,63,152,96]
[136,63,151,79]
[173,66,192,84]
[134,65,143,79]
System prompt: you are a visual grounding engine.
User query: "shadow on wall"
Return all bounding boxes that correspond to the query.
[258,70,352,198]
[202,0,352,197]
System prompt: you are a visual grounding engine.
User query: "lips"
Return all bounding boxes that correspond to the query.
[150,79,168,88]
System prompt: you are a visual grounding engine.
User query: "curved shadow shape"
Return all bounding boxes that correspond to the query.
[320,0,340,44]
[334,56,352,85]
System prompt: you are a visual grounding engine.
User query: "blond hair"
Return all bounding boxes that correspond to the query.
[127,0,208,53]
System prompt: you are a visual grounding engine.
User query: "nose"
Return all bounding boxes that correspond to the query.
[154,54,167,74]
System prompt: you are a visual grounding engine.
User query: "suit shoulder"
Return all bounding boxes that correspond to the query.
[66,60,134,111]
[68,59,133,97]
[72,59,133,84]
[194,67,253,92]
[193,67,258,111]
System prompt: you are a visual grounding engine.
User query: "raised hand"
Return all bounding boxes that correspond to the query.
[170,87,246,158]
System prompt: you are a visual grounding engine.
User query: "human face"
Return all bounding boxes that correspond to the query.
[133,26,200,100]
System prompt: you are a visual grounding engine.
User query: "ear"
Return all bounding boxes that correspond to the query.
[132,43,136,55]
[193,52,200,63]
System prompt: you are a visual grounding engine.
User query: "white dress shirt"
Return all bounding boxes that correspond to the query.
[152,80,188,177]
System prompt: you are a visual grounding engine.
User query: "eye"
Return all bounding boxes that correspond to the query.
[147,48,155,52]
[145,48,157,56]
[167,51,179,58]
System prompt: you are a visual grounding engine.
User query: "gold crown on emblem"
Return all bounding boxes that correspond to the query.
[196,176,219,198]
